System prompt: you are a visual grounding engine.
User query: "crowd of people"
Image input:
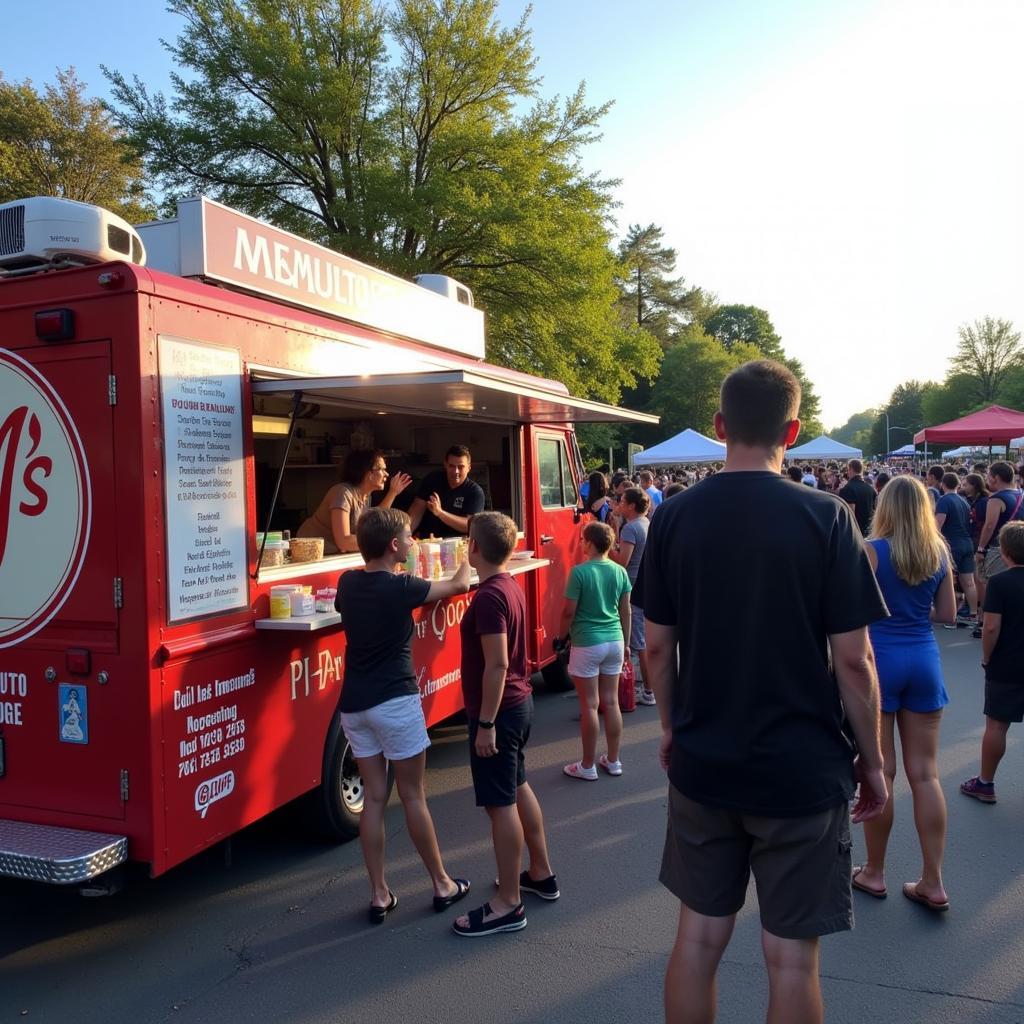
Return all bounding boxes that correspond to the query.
[324,359,1022,1020]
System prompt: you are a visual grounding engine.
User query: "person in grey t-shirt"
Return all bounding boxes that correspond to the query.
[611,487,655,705]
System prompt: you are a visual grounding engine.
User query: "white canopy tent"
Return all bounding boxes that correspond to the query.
[887,443,918,457]
[943,445,1006,459]
[786,435,863,459]
[632,428,726,466]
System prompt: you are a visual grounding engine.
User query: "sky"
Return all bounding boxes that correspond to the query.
[3,0,1023,429]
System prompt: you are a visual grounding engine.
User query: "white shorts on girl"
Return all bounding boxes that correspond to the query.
[569,640,625,679]
[339,693,431,761]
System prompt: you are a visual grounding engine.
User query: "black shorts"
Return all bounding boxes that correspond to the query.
[468,697,533,808]
[984,678,1024,723]
[659,784,853,940]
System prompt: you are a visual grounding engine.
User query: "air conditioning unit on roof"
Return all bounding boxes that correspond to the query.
[0,196,146,274]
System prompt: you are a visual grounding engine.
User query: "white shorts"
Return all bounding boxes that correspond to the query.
[339,693,430,761]
[569,640,625,679]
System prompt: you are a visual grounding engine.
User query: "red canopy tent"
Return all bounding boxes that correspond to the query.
[914,405,1024,447]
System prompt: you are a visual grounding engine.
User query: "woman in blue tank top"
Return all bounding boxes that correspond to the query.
[852,476,956,912]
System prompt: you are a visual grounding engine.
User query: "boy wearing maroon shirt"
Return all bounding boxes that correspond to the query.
[452,513,558,937]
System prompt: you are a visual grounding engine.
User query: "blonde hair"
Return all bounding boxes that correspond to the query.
[868,475,947,585]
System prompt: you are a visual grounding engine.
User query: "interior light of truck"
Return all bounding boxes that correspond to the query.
[252,414,292,436]
[34,308,75,341]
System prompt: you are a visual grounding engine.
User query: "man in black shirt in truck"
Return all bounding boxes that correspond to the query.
[409,444,486,538]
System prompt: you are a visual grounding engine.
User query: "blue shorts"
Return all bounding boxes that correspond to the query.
[874,640,948,713]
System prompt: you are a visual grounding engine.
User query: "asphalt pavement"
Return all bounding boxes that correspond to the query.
[1,627,1022,1024]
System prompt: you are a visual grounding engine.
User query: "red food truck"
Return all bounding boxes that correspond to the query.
[0,196,654,887]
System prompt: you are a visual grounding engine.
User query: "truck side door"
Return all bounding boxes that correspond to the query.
[524,427,581,666]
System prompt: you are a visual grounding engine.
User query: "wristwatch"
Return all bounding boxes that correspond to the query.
[477,719,495,730]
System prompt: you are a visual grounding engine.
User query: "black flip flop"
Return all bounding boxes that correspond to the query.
[452,901,527,937]
[433,878,471,913]
[368,890,398,924]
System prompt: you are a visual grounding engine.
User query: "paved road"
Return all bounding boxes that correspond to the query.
[1,628,1022,1024]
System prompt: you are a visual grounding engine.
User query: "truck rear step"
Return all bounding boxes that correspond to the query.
[0,820,127,884]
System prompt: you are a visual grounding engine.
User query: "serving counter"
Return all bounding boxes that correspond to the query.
[254,556,550,632]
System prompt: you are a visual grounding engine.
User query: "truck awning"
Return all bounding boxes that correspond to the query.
[250,370,658,425]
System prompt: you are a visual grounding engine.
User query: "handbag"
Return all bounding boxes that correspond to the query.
[619,658,637,713]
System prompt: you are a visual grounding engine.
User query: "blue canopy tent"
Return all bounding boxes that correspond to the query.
[886,443,918,457]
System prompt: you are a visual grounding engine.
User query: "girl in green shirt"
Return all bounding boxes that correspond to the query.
[557,522,632,780]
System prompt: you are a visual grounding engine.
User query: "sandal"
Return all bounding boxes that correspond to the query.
[368,890,398,924]
[452,901,527,937]
[851,864,887,899]
[433,877,471,913]
[902,881,949,913]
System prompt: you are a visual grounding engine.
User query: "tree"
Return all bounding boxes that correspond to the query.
[997,363,1024,412]
[950,317,1023,405]
[106,0,659,402]
[782,355,823,439]
[920,373,982,426]
[0,68,152,221]
[616,223,698,347]
[831,409,877,446]
[703,304,783,359]
[868,380,935,456]
[648,328,760,438]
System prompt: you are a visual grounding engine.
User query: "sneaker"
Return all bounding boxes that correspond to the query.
[636,688,657,706]
[960,776,996,803]
[956,612,976,629]
[971,624,983,639]
[599,753,623,776]
[563,760,598,781]
[518,871,560,900]
[942,621,957,630]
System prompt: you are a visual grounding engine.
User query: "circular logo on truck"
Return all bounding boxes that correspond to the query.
[0,349,91,648]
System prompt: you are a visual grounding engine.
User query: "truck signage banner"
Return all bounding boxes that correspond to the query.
[0,348,91,647]
[151,199,486,360]
[158,336,249,622]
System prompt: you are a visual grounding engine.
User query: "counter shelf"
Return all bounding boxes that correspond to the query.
[253,557,549,631]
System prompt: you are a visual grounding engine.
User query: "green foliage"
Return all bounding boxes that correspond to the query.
[950,317,1023,405]
[702,304,783,359]
[831,408,877,449]
[0,68,153,220]
[920,373,983,426]
[868,380,935,456]
[997,364,1024,412]
[616,223,699,346]
[648,328,759,437]
[105,0,659,403]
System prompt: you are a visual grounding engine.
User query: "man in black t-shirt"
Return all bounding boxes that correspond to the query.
[642,360,888,1024]
[961,521,1024,804]
[409,444,486,538]
[838,457,876,534]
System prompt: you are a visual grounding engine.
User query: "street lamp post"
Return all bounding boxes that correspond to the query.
[884,413,918,458]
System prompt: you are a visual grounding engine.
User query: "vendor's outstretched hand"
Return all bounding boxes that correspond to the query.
[452,558,471,591]
[388,471,413,495]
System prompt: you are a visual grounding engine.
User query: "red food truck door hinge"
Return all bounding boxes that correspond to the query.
[113,578,123,609]
[108,375,117,405]
[120,770,129,803]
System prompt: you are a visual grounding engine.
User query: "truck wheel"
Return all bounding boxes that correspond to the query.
[314,716,394,841]
[541,658,573,692]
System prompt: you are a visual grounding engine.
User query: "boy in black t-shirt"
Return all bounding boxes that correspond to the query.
[452,513,557,937]
[961,521,1024,804]
[336,508,472,923]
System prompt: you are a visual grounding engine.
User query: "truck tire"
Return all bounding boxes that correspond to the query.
[540,658,573,692]
[313,715,394,841]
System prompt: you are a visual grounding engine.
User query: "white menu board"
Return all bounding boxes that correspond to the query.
[159,336,249,622]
